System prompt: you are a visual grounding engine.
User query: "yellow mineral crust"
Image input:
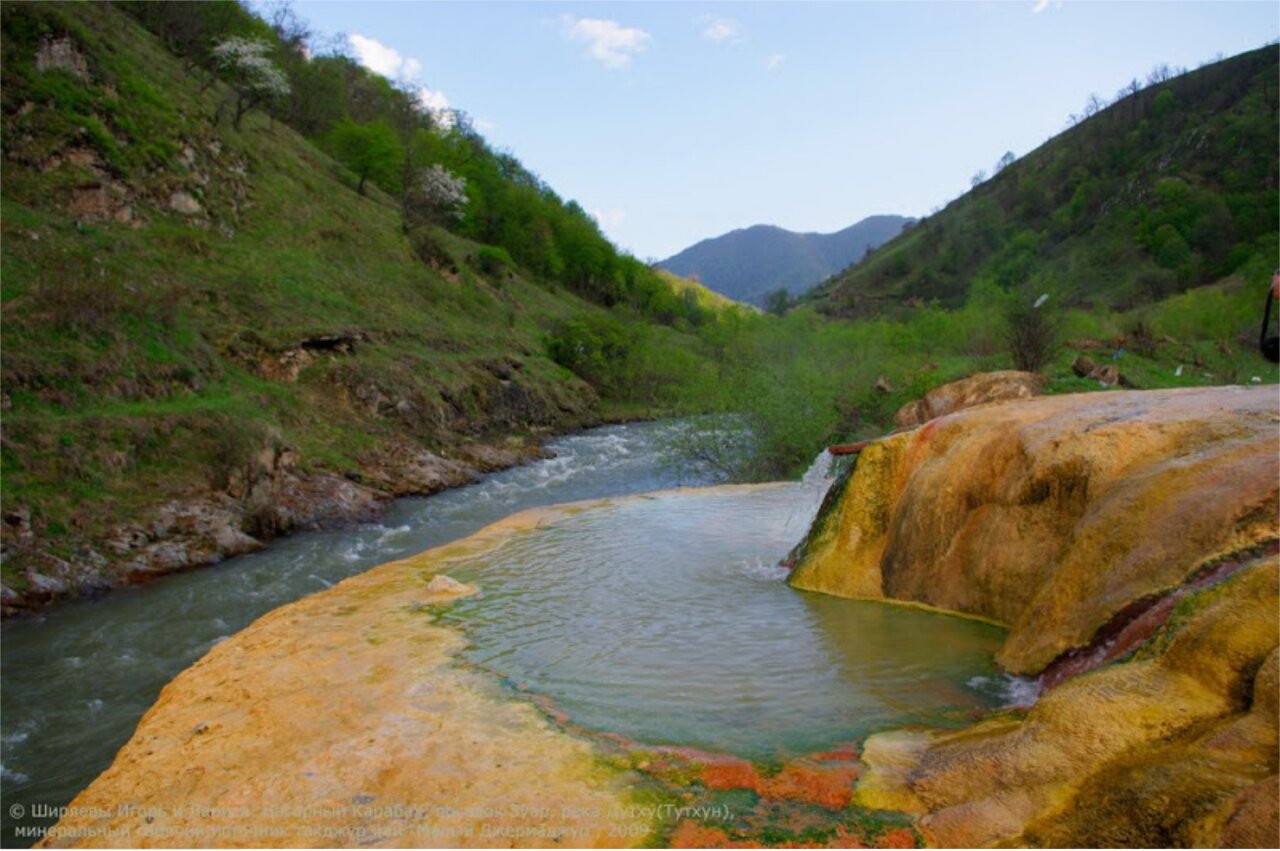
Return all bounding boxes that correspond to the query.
[789,385,1279,673]
[34,497,696,849]
[796,384,1279,848]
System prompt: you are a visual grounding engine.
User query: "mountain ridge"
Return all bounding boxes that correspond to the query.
[659,215,910,306]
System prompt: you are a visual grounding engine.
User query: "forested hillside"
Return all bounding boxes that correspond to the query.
[1,2,1276,613]
[0,1,744,607]
[809,46,1279,317]
[659,216,909,307]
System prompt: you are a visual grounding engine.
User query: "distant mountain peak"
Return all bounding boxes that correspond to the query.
[658,215,911,306]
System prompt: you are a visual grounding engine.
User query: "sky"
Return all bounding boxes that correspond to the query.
[290,1,1278,260]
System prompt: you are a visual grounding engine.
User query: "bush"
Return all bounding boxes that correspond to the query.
[545,313,633,391]
[1004,296,1060,373]
[475,245,513,277]
[411,229,452,269]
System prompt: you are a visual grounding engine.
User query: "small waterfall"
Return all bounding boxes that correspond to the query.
[778,449,837,549]
[799,448,834,492]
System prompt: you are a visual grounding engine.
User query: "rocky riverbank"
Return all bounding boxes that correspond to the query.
[0,432,557,617]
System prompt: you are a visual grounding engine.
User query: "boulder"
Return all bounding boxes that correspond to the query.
[424,573,477,599]
[167,190,203,216]
[1071,355,1097,377]
[892,370,1046,429]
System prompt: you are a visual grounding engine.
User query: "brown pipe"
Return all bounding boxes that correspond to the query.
[827,440,873,456]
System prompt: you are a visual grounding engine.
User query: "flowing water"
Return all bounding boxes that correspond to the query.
[0,421,727,846]
[1,419,1011,846]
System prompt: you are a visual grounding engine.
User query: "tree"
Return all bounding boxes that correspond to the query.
[763,288,792,316]
[994,151,1016,175]
[210,37,290,129]
[403,164,468,229]
[970,169,988,188]
[328,119,403,195]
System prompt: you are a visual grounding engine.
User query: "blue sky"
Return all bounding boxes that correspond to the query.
[291,1,1277,260]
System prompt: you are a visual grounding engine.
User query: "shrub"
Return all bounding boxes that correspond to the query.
[545,313,633,391]
[411,229,452,269]
[475,245,513,277]
[1004,295,1060,373]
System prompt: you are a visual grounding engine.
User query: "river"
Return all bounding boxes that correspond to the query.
[0,420,728,846]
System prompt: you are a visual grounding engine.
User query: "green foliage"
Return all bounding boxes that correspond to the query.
[763,288,791,316]
[326,118,402,195]
[1004,296,1061,373]
[812,47,1279,317]
[546,313,634,392]
[474,245,514,277]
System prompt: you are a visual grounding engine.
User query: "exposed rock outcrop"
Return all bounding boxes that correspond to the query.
[789,384,1280,846]
[1,433,553,615]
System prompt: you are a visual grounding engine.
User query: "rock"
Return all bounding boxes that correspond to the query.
[424,574,476,598]
[212,525,263,559]
[892,370,1046,429]
[455,441,550,473]
[1071,355,1097,377]
[2,507,32,542]
[874,375,894,394]
[790,386,1279,847]
[1089,362,1120,386]
[363,443,476,496]
[168,191,203,216]
[25,570,68,596]
[36,36,89,79]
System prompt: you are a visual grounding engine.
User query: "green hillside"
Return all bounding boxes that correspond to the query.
[0,1,740,602]
[810,46,1278,317]
[1,3,1275,610]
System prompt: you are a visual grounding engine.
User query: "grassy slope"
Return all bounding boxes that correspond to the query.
[0,3,714,584]
[809,46,1278,317]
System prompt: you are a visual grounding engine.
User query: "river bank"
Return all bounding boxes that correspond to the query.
[0,425,573,618]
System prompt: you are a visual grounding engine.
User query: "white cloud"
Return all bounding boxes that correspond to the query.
[348,33,409,78]
[700,15,741,43]
[349,34,453,125]
[562,16,651,69]
[591,207,627,229]
[764,53,785,71]
[1031,0,1063,12]
[473,117,499,133]
[416,86,450,113]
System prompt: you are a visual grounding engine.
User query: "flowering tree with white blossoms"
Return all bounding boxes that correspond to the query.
[210,37,290,129]
[403,164,468,231]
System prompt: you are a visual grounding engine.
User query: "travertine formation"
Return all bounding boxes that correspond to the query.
[892,370,1046,429]
[37,502,650,849]
[791,384,1279,847]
